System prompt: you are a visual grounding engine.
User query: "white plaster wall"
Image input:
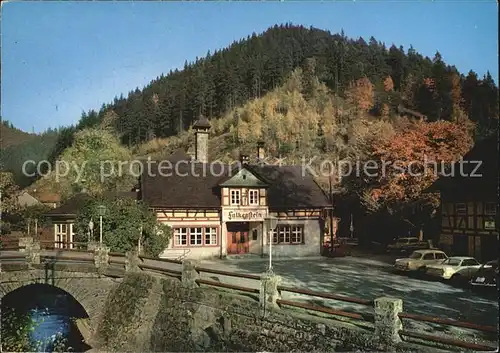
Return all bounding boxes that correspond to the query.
[248,221,263,255]
[158,220,223,260]
[262,219,322,257]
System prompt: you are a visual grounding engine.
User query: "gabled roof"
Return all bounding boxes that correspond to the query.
[140,155,331,209]
[44,193,93,217]
[218,167,269,188]
[248,165,331,208]
[426,134,498,193]
[44,191,138,218]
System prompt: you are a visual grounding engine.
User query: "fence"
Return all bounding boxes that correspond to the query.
[1,238,497,351]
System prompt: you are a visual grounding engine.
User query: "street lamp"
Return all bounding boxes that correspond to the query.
[88,219,94,243]
[97,205,107,245]
[265,216,278,272]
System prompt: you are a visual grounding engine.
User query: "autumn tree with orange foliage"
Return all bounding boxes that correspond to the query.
[345,77,374,113]
[357,119,474,217]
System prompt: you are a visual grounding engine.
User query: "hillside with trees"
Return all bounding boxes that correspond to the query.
[1,24,498,242]
[67,24,498,148]
[0,120,36,148]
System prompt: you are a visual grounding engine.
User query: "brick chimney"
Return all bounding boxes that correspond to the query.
[257,141,265,161]
[193,115,210,163]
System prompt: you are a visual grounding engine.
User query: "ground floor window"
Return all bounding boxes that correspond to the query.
[54,223,73,248]
[173,226,218,247]
[270,225,304,245]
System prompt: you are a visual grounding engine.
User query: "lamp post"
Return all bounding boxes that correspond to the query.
[265,216,278,272]
[88,219,94,243]
[97,205,106,245]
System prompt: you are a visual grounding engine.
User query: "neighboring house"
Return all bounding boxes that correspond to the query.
[17,191,41,208]
[426,134,498,261]
[43,191,136,248]
[139,115,332,259]
[35,192,61,208]
[17,191,61,209]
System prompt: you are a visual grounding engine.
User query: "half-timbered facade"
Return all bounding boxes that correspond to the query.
[139,115,331,259]
[428,134,498,261]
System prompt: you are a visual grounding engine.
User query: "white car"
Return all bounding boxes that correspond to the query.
[394,249,448,273]
[426,256,483,281]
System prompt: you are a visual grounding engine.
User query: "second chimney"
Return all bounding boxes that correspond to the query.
[240,154,250,165]
[257,141,265,161]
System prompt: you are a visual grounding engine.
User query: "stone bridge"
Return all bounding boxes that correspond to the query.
[0,267,121,332]
[1,241,496,352]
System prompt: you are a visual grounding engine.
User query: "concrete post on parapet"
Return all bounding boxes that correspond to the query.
[259,271,281,317]
[19,237,33,253]
[125,248,140,272]
[181,260,200,289]
[27,241,41,267]
[94,245,110,269]
[87,241,99,251]
[374,296,403,347]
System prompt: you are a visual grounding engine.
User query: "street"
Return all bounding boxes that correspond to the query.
[194,255,498,347]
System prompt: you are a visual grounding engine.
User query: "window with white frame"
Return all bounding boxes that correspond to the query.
[485,202,497,215]
[174,228,188,246]
[55,224,68,248]
[291,226,304,244]
[230,190,241,205]
[278,226,291,243]
[269,228,278,244]
[204,227,218,245]
[248,189,259,205]
[190,227,203,246]
[174,227,218,247]
[272,225,304,245]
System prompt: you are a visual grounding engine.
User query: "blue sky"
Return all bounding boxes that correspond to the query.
[1,1,498,133]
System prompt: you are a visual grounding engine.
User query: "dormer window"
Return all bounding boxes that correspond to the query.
[249,189,259,205]
[230,190,241,205]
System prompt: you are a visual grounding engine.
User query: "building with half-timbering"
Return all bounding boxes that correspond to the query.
[428,134,498,261]
[138,115,331,259]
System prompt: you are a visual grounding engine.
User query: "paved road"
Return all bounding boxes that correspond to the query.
[190,255,498,347]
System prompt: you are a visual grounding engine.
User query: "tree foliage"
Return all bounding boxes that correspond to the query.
[0,171,20,214]
[355,119,474,214]
[74,197,171,256]
[43,128,135,198]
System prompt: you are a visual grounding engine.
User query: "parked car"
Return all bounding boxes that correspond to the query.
[387,237,428,253]
[394,249,448,274]
[469,260,498,291]
[425,257,482,284]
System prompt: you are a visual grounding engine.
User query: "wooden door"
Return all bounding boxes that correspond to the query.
[226,223,250,254]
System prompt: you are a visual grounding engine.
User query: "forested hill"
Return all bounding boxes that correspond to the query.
[2,24,499,189]
[74,23,498,147]
[0,120,35,148]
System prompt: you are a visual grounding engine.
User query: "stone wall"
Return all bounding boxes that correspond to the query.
[95,267,421,352]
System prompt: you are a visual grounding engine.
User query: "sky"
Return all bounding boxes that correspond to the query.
[1,1,498,133]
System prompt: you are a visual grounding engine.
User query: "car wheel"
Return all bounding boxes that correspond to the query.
[451,274,463,286]
[416,266,426,278]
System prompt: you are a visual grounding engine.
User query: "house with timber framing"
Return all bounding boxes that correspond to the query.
[138,115,332,259]
[427,133,498,261]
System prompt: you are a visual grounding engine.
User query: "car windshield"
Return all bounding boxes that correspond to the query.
[409,252,422,259]
[443,259,461,266]
[477,261,498,274]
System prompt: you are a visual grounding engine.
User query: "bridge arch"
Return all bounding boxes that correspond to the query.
[0,269,121,334]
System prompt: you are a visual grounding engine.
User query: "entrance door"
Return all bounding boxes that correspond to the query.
[227,222,250,254]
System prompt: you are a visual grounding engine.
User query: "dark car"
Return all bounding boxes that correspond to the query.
[469,260,498,291]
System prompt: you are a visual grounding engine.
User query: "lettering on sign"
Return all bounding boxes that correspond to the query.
[224,208,268,222]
